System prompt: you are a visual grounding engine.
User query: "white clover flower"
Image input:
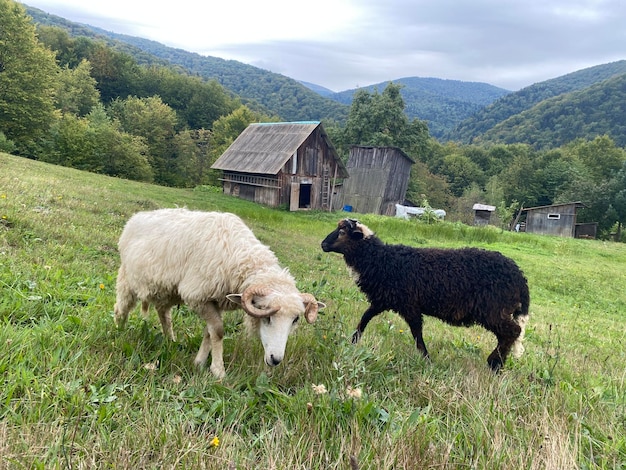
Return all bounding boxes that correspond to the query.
[312,383,328,395]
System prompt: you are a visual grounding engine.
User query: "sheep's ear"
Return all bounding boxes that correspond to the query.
[226,293,243,305]
[351,229,365,240]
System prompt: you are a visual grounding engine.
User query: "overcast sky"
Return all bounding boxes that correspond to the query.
[22,0,626,92]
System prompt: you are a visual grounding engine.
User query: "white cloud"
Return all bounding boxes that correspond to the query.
[22,0,626,91]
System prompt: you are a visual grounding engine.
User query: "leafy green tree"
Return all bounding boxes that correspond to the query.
[342,83,429,151]
[36,25,80,67]
[87,105,152,181]
[108,96,179,185]
[563,135,626,182]
[45,113,97,171]
[56,59,100,116]
[0,0,59,155]
[438,153,486,197]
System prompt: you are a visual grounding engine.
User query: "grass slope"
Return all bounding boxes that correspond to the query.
[1,153,625,469]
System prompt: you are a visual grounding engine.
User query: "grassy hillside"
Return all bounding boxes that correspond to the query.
[1,153,625,468]
[448,60,626,143]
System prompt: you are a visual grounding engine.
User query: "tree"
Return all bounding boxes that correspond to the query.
[342,83,429,152]
[563,135,626,182]
[0,0,59,155]
[56,59,100,116]
[108,96,179,185]
[438,153,486,197]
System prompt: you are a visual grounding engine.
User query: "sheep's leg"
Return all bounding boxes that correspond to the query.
[408,316,429,359]
[155,305,176,341]
[352,304,385,343]
[113,267,135,329]
[194,303,225,379]
[486,315,522,372]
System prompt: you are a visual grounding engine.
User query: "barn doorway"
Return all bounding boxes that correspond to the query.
[290,182,312,211]
[298,184,312,209]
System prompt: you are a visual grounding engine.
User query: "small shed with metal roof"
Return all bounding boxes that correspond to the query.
[473,203,496,226]
[211,121,348,211]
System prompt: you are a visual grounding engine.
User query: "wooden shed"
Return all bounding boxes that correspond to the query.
[341,146,414,216]
[473,203,496,226]
[211,122,348,211]
[521,201,590,238]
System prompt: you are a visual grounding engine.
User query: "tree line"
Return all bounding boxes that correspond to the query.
[2,0,626,239]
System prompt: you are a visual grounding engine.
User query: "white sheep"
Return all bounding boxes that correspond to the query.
[113,208,323,378]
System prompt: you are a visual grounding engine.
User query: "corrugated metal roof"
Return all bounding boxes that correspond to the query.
[211,121,346,175]
[473,203,496,211]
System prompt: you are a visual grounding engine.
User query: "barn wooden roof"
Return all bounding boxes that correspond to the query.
[211,121,347,176]
[521,201,585,212]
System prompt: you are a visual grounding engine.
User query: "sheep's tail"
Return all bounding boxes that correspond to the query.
[511,287,530,359]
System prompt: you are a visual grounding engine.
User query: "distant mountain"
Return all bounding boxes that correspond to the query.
[471,72,626,148]
[448,60,626,143]
[298,81,335,98]
[322,77,510,138]
[23,4,626,149]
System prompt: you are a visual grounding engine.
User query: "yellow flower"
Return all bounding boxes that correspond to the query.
[0,194,6,198]
[99,283,105,290]
[1,215,6,220]
[210,436,220,447]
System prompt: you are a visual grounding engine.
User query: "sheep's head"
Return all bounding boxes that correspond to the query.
[321,218,374,254]
[227,288,323,367]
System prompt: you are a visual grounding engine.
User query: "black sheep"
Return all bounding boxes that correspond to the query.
[321,218,530,372]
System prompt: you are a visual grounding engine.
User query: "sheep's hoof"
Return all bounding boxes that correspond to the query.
[487,357,503,373]
[351,330,362,344]
[210,365,226,379]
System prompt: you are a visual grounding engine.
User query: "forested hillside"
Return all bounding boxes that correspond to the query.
[25,5,350,124]
[449,60,626,142]
[473,73,626,148]
[328,77,509,138]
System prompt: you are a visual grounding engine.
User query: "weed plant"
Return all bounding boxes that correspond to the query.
[1,153,625,469]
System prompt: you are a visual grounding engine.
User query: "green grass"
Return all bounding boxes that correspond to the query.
[1,153,625,469]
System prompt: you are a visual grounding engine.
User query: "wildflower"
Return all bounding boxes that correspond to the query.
[143,361,159,371]
[399,329,404,333]
[172,375,182,384]
[346,387,362,399]
[99,283,105,290]
[0,194,5,198]
[210,436,220,447]
[306,402,313,413]
[312,383,327,395]
[1,215,6,220]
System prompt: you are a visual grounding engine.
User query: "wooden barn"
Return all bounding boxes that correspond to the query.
[211,122,348,211]
[520,201,593,238]
[341,146,414,216]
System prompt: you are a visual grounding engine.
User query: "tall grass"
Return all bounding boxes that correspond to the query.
[1,153,625,469]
